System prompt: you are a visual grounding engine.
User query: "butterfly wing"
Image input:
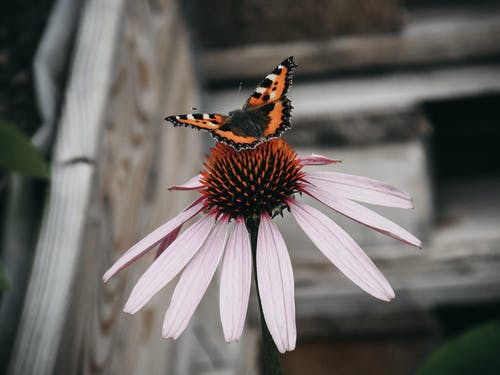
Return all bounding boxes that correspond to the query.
[260,97,293,138]
[165,113,261,150]
[211,129,261,150]
[165,113,227,131]
[243,56,297,109]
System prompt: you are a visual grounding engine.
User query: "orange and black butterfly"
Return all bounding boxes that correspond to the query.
[165,56,297,151]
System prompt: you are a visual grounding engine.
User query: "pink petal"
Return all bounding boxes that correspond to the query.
[257,213,296,353]
[155,225,182,259]
[219,217,252,342]
[103,200,204,282]
[168,174,203,191]
[305,171,413,208]
[163,216,229,339]
[123,213,216,314]
[289,200,395,301]
[305,185,421,248]
[299,154,341,166]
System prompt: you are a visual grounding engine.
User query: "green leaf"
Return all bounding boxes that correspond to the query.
[0,119,49,179]
[417,321,500,375]
[0,261,9,290]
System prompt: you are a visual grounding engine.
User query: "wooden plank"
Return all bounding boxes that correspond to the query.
[283,109,430,147]
[7,0,126,374]
[202,4,500,80]
[10,0,251,373]
[197,0,404,48]
[293,238,500,318]
[47,1,212,374]
[205,64,500,123]
[7,164,95,375]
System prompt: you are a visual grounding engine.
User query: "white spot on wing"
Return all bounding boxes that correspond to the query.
[256,87,266,94]
[187,114,194,120]
[203,113,210,119]
[269,92,276,99]
[266,74,277,81]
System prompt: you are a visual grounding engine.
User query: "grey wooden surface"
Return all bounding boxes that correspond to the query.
[6,1,500,373]
[7,0,126,373]
[202,4,500,80]
[6,0,252,374]
[206,64,500,121]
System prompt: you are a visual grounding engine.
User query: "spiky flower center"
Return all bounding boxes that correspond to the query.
[201,139,305,219]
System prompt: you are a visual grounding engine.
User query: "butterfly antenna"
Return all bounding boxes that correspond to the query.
[238,81,243,93]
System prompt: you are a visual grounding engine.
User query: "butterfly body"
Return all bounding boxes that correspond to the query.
[165,57,297,151]
[223,109,267,138]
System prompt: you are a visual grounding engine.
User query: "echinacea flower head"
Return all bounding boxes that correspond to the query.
[201,138,304,218]
[103,138,421,353]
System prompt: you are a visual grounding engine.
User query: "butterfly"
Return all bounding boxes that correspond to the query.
[165,56,297,151]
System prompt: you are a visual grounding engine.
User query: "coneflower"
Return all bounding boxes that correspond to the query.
[103,138,420,354]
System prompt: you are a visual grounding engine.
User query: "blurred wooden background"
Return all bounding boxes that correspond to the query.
[1,0,500,374]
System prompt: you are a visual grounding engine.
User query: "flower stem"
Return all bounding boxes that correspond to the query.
[246,217,283,375]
